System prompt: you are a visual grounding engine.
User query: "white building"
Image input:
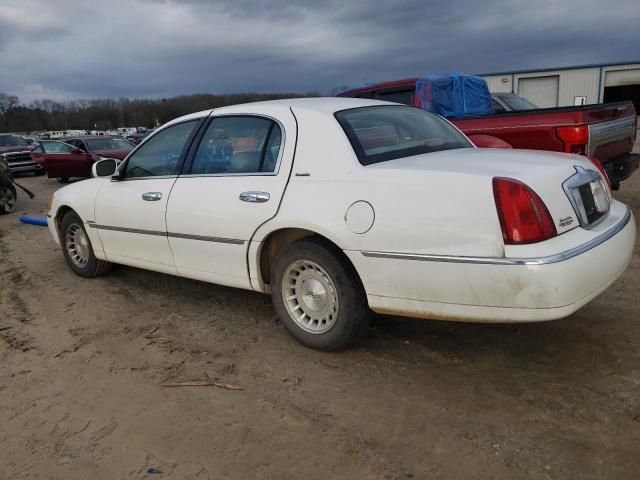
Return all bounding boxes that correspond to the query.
[481,61,640,110]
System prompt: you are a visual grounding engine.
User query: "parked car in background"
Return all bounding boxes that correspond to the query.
[125,130,153,145]
[0,133,45,175]
[31,136,133,182]
[47,98,635,350]
[490,93,539,112]
[338,78,639,189]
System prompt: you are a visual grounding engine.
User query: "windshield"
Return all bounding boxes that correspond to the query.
[335,105,472,165]
[0,135,28,147]
[500,94,538,110]
[86,138,133,151]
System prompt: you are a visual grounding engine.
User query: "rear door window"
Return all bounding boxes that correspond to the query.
[189,116,282,175]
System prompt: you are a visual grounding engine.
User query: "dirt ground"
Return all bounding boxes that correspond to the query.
[1,160,639,480]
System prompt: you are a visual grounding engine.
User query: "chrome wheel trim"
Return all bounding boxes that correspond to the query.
[0,186,16,213]
[65,223,90,269]
[281,259,339,334]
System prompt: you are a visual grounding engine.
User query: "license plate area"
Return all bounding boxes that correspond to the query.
[563,166,611,229]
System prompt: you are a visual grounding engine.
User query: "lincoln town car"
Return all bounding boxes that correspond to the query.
[46,98,636,350]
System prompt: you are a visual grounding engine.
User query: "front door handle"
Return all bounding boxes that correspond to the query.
[142,192,162,201]
[239,191,270,203]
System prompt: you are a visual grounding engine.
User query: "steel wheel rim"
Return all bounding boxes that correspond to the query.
[0,187,16,212]
[281,259,339,334]
[65,223,90,268]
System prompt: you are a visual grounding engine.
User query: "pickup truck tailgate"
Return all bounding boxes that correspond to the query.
[588,112,637,157]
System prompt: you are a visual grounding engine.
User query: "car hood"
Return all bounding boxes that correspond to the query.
[0,146,31,155]
[94,149,131,160]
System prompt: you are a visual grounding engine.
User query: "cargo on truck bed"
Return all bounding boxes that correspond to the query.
[338,77,639,189]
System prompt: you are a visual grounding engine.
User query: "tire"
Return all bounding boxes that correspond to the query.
[34,169,46,176]
[0,185,17,214]
[60,211,112,278]
[271,237,370,350]
[58,177,69,183]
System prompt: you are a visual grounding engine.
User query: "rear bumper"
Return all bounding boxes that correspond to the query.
[346,205,635,323]
[603,153,640,188]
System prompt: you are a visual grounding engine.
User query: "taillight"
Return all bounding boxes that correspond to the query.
[493,177,557,245]
[556,126,589,154]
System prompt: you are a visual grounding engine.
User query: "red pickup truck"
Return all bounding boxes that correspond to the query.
[338,78,639,188]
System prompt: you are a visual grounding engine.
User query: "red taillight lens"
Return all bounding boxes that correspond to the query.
[556,126,589,154]
[493,177,557,245]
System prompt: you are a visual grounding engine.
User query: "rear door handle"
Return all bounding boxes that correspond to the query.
[239,191,270,203]
[142,192,162,201]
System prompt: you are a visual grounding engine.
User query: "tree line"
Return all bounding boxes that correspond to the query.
[0,91,320,134]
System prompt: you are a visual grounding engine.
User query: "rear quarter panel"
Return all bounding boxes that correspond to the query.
[253,107,505,258]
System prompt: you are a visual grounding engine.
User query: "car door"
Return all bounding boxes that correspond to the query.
[38,141,79,178]
[93,118,203,274]
[165,109,296,289]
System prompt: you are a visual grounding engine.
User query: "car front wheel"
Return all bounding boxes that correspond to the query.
[60,211,112,277]
[271,237,370,350]
[0,185,17,214]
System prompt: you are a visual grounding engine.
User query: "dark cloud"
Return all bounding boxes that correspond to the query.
[0,0,638,102]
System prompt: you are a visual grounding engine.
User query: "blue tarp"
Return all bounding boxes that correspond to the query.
[416,74,492,118]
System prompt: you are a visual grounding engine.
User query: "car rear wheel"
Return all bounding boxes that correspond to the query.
[271,237,370,350]
[60,211,112,277]
[58,177,69,183]
[0,185,17,214]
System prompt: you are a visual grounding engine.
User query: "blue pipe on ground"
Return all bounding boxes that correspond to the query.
[19,216,48,227]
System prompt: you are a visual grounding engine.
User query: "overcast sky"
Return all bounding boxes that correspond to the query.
[1,0,639,103]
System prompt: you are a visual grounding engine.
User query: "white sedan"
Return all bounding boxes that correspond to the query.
[47,98,636,350]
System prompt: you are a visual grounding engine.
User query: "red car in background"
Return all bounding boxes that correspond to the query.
[32,136,133,182]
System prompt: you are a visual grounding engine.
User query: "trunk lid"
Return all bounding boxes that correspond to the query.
[368,147,607,235]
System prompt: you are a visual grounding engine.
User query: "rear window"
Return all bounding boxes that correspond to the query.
[500,94,538,110]
[335,105,472,165]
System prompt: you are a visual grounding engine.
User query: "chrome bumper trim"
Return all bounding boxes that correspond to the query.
[361,207,632,266]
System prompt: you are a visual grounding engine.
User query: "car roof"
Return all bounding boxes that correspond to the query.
[165,97,399,128]
[67,136,124,141]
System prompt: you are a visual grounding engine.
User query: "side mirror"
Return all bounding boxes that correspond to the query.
[92,158,121,178]
[71,147,85,154]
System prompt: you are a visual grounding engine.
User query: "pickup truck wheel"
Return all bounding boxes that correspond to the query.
[271,237,370,350]
[60,211,112,278]
[0,185,17,214]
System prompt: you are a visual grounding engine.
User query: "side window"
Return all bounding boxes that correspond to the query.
[123,120,198,178]
[375,89,415,106]
[190,116,282,175]
[43,141,73,153]
[491,99,507,113]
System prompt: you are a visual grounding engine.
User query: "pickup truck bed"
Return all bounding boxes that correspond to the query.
[338,79,639,188]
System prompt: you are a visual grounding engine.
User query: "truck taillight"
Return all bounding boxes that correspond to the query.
[557,126,589,154]
[493,177,557,245]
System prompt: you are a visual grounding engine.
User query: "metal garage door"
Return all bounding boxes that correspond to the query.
[605,69,640,87]
[517,75,559,108]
